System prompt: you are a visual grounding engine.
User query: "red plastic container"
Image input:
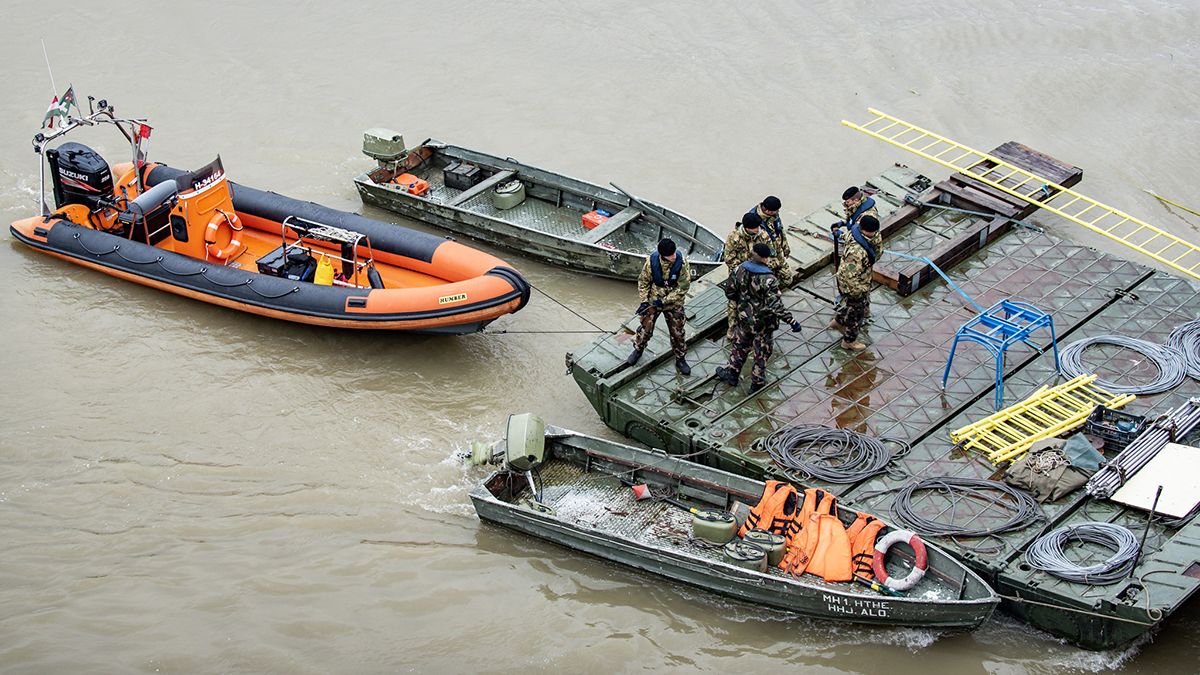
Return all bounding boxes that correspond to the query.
[392,173,430,196]
[582,210,609,230]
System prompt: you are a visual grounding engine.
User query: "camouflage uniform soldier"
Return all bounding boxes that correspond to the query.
[833,215,884,351]
[627,238,692,375]
[716,242,802,394]
[747,195,794,287]
[723,212,788,340]
[831,185,880,321]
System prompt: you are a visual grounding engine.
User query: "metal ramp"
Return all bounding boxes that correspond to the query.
[842,108,1200,282]
[949,374,1135,464]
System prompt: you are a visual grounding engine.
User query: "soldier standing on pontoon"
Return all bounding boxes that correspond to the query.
[746,195,794,287]
[627,238,692,375]
[723,212,787,340]
[831,214,883,351]
[716,242,802,394]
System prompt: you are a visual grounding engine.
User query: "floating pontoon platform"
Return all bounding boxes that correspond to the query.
[567,142,1200,649]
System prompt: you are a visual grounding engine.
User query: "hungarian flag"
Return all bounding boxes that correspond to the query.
[41,95,59,129]
[41,85,78,129]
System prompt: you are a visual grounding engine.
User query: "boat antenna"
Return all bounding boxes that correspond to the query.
[40,38,57,97]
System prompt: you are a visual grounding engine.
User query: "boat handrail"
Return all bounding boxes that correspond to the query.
[32,99,151,217]
[280,215,377,285]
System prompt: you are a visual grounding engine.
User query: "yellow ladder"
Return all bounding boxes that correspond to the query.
[949,374,1135,464]
[842,108,1200,281]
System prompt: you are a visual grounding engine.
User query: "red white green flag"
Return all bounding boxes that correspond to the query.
[41,84,78,129]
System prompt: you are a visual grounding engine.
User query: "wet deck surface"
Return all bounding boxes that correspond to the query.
[569,165,1200,646]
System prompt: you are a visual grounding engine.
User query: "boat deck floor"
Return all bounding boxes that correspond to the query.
[411,166,656,252]
[515,459,951,600]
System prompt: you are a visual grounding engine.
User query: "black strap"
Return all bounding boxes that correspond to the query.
[850,225,878,266]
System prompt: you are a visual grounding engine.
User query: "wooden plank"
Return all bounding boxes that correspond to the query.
[932,179,1021,218]
[447,170,517,207]
[991,141,1081,186]
[579,207,642,244]
[893,216,1014,295]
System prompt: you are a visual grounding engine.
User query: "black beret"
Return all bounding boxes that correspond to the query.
[752,242,773,258]
[741,212,763,229]
[762,196,782,211]
[657,238,677,256]
[859,215,881,232]
[842,186,861,201]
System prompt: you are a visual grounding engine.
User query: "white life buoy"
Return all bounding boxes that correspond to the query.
[872,529,928,592]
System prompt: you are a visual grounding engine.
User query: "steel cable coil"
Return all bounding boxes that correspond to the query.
[1059,335,1188,395]
[1023,522,1140,584]
[763,425,909,484]
[1167,320,1200,380]
[891,476,1043,537]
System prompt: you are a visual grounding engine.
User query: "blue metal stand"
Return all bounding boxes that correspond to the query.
[941,300,1060,410]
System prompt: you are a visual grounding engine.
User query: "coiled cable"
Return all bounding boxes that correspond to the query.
[1024,522,1140,585]
[1167,320,1200,380]
[1059,335,1187,395]
[763,425,909,483]
[891,476,1043,537]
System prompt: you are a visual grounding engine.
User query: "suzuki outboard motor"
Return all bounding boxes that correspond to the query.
[46,142,113,210]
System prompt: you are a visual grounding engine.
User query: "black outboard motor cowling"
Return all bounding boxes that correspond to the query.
[46,142,113,210]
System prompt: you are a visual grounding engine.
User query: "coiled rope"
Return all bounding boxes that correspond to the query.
[1024,522,1140,585]
[763,425,909,483]
[1167,320,1200,380]
[891,476,1043,538]
[1059,335,1187,395]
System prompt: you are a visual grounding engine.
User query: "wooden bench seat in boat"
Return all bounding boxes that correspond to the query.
[579,206,641,244]
[447,170,518,207]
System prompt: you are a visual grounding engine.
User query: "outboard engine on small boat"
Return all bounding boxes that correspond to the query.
[46,142,113,211]
[467,413,554,513]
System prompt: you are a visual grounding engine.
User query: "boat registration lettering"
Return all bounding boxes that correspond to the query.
[822,593,890,618]
[438,293,468,305]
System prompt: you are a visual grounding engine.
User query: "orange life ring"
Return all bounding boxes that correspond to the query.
[872,529,928,592]
[204,210,245,260]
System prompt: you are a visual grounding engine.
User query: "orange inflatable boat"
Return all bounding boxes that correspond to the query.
[10,102,530,334]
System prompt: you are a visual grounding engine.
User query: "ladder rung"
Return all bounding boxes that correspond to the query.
[842,109,1200,282]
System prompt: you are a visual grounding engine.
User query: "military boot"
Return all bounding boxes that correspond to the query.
[675,358,692,376]
[715,366,739,386]
[626,349,643,365]
[748,381,767,395]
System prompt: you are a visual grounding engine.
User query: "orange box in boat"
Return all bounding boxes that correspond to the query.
[582,210,609,230]
[391,172,429,196]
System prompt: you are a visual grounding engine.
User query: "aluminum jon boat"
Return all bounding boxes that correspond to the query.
[469,414,999,631]
[353,130,724,281]
[10,101,530,334]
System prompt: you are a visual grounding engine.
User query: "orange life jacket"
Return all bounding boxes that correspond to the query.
[779,488,837,575]
[806,514,853,582]
[846,512,887,581]
[739,480,802,539]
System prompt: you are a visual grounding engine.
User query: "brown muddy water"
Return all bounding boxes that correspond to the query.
[2,2,1199,673]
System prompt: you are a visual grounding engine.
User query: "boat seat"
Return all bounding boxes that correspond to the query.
[447,170,518,207]
[580,207,641,244]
